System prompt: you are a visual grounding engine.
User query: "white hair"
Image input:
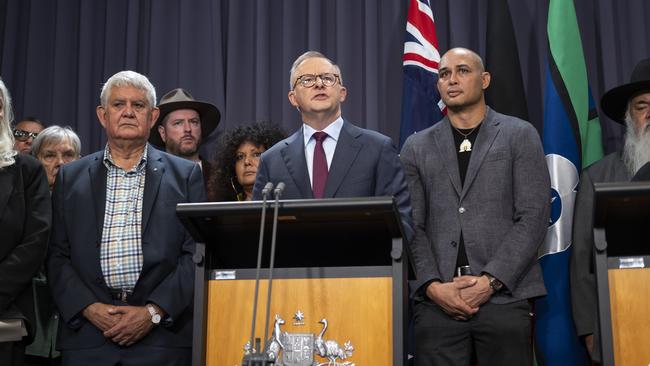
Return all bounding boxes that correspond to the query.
[0,78,17,169]
[31,125,82,159]
[100,70,156,108]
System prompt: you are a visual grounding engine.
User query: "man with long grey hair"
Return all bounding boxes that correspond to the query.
[570,58,650,362]
[47,71,205,365]
[0,77,51,366]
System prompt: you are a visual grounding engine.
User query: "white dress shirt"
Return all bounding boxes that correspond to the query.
[302,117,344,187]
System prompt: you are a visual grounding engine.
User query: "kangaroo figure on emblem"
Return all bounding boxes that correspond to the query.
[265,315,286,364]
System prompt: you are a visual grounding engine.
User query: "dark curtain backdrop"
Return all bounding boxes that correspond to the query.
[1,0,649,157]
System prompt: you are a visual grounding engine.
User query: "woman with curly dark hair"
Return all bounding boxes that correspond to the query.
[208,122,286,201]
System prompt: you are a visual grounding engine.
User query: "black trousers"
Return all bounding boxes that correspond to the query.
[0,341,26,366]
[413,298,533,366]
[61,341,191,366]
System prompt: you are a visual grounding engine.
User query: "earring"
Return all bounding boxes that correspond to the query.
[231,176,245,201]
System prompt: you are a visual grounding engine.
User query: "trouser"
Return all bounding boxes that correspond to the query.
[0,340,26,366]
[61,341,191,366]
[413,299,533,366]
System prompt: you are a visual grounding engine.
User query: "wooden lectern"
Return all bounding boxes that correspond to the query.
[593,182,650,366]
[177,197,408,366]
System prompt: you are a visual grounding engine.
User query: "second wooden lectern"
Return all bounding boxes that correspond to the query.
[177,197,408,366]
[593,182,650,366]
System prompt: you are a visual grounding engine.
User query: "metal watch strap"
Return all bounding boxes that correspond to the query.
[486,274,503,292]
[146,304,161,325]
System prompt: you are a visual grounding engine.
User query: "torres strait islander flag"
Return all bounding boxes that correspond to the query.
[536,0,603,364]
[400,0,445,147]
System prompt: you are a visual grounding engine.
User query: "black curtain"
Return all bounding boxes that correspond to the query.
[1,0,649,157]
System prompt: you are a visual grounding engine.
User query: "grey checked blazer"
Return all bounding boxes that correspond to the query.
[401,108,550,303]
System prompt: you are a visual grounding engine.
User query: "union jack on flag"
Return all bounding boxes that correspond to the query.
[399,0,445,147]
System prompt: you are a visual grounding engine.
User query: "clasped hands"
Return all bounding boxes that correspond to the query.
[82,302,162,347]
[425,275,494,321]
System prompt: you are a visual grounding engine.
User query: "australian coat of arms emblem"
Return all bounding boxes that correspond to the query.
[244,312,355,366]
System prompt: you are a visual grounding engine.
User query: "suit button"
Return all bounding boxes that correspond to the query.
[458,207,466,214]
[451,241,457,247]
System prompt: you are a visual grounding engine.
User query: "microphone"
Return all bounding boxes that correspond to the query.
[273,182,286,197]
[262,182,285,354]
[243,182,274,366]
[261,182,274,196]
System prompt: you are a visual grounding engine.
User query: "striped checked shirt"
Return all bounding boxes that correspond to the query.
[100,144,147,291]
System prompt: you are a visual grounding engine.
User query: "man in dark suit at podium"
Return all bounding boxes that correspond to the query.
[252,51,412,237]
[570,58,650,362]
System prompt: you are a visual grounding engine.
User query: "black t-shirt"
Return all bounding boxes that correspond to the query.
[451,123,482,270]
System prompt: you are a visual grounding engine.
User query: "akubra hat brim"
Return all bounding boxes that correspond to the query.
[600,58,650,125]
[149,88,221,149]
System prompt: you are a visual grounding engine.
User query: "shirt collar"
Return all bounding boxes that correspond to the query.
[302,117,344,146]
[103,143,149,172]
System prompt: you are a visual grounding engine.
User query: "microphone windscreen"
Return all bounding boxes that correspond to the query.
[262,182,274,195]
[274,182,286,196]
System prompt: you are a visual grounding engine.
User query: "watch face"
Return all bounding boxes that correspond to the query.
[152,314,161,324]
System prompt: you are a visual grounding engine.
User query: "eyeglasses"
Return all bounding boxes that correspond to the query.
[13,129,39,141]
[293,73,340,89]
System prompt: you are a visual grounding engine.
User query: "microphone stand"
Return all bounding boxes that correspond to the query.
[242,182,274,366]
[262,182,285,353]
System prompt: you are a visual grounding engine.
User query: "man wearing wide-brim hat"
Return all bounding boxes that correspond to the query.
[570,58,650,363]
[150,88,220,164]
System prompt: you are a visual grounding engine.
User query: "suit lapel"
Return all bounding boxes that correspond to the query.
[281,129,312,198]
[89,154,107,243]
[142,146,163,235]
[433,119,463,196]
[324,121,362,198]
[0,164,15,220]
[461,109,500,199]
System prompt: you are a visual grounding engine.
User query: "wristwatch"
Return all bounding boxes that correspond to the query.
[485,274,504,292]
[146,304,161,325]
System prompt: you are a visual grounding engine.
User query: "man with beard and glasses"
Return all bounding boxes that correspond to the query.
[149,88,220,187]
[570,58,650,363]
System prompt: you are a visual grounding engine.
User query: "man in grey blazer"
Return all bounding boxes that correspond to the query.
[252,51,412,237]
[400,48,550,365]
[570,58,650,362]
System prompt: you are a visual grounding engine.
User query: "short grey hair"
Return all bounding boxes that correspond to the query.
[100,70,157,108]
[289,51,343,90]
[0,78,17,168]
[31,125,82,159]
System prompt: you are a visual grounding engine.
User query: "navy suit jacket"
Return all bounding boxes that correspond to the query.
[252,120,413,238]
[47,145,205,350]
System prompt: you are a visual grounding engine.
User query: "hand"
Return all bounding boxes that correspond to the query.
[82,302,122,332]
[426,278,479,320]
[103,306,154,346]
[584,334,594,358]
[456,275,493,308]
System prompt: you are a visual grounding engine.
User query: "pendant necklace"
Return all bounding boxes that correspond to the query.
[453,125,479,153]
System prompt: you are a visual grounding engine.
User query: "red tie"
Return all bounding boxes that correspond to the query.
[312,131,329,198]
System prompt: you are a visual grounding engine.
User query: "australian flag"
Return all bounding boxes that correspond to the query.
[400,0,445,147]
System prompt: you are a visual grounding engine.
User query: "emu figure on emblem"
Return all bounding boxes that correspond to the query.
[314,319,355,366]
